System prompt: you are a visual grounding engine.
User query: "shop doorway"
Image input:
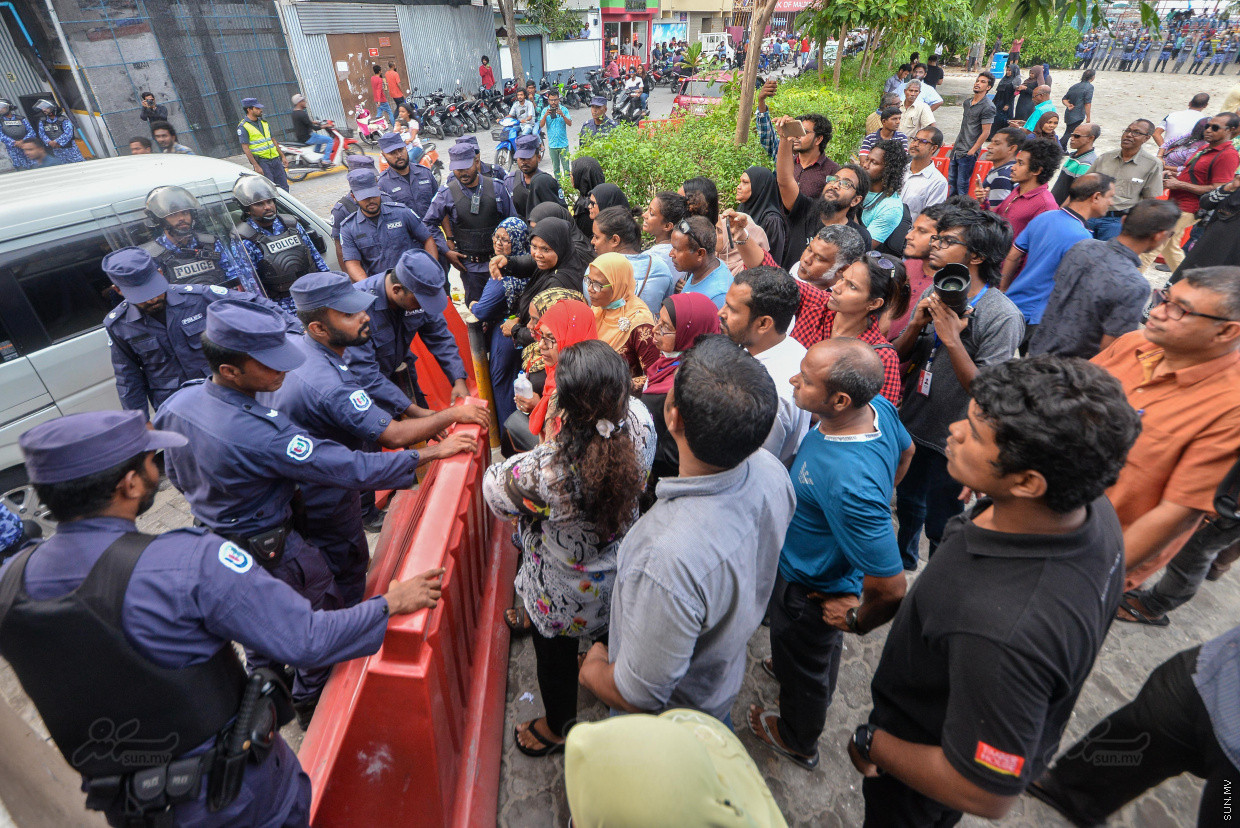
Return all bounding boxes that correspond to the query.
[326,31,409,119]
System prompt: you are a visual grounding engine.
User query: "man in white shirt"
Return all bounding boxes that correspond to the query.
[901,126,949,216]
[899,65,943,111]
[898,80,936,141]
[1153,92,1210,148]
[718,266,810,466]
[508,88,536,136]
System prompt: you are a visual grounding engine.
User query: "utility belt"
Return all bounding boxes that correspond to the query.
[462,253,490,264]
[84,670,292,827]
[208,490,308,569]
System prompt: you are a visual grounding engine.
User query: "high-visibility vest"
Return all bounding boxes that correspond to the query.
[239,117,278,159]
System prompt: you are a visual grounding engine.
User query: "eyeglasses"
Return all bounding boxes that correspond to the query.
[866,251,897,269]
[909,136,933,145]
[930,234,968,249]
[823,175,857,191]
[656,322,676,336]
[585,278,612,292]
[1153,288,1237,323]
[1204,123,1226,131]
[533,330,558,345]
[1122,128,1151,137]
[1070,132,1090,139]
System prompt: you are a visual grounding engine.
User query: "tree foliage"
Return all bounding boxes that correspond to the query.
[525,0,582,42]
[987,17,1082,66]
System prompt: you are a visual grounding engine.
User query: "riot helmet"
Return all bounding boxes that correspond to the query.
[144,185,202,232]
[0,99,13,115]
[34,98,57,116]
[232,175,278,211]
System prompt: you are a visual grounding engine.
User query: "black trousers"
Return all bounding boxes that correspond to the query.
[529,630,607,738]
[862,772,964,827]
[1037,647,1239,827]
[770,575,845,756]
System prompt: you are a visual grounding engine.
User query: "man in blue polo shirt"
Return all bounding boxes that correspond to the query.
[747,338,913,770]
[999,172,1115,349]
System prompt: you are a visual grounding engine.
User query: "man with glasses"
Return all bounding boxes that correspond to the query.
[1090,267,1240,609]
[1051,123,1100,204]
[1149,113,1240,273]
[1086,119,1163,241]
[901,127,949,217]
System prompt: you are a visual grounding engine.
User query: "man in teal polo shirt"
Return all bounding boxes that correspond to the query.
[1017,86,1055,130]
[538,89,572,178]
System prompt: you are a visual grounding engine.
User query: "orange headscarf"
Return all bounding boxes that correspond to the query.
[528,299,598,437]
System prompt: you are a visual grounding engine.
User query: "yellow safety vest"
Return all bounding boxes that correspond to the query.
[238,117,278,159]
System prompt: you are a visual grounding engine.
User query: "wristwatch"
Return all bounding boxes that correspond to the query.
[853,723,878,764]
[845,605,862,634]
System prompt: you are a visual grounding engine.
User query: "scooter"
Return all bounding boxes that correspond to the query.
[491,116,519,171]
[353,104,389,146]
[612,89,648,125]
[417,142,444,188]
[282,120,365,181]
[417,90,446,140]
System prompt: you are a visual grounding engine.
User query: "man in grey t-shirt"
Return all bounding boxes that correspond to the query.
[1060,70,1095,151]
[948,73,997,197]
[579,336,796,724]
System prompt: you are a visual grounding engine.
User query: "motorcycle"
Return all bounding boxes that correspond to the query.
[449,80,482,133]
[612,88,648,125]
[282,120,365,181]
[491,116,519,171]
[352,104,390,146]
[416,90,446,140]
[417,142,444,188]
[430,89,465,137]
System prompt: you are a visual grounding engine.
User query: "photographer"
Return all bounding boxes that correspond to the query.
[138,91,168,133]
[538,89,572,178]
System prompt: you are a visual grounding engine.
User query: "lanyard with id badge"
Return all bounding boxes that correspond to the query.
[917,266,986,397]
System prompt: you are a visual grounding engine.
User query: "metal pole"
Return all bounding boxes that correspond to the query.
[43,0,119,157]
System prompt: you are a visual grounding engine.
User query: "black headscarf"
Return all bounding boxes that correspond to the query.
[531,201,595,264]
[738,166,789,265]
[589,183,630,213]
[512,217,591,327]
[571,156,605,195]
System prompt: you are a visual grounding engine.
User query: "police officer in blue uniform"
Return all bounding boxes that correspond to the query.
[0,98,35,170]
[423,143,517,304]
[232,175,330,313]
[456,134,511,184]
[339,168,437,282]
[33,98,84,163]
[376,131,437,217]
[330,154,381,267]
[103,247,294,420]
[0,410,448,827]
[152,300,476,723]
[265,272,490,605]
[347,248,470,415]
[510,133,566,220]
[141,186,260,293]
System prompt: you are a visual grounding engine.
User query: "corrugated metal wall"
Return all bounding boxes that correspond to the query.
[297,3,398,34]
[275,1,349,126]
[394,5,497,98]
[0,21,45,104]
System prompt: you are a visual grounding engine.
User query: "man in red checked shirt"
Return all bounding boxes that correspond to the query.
[846,356,1140,826]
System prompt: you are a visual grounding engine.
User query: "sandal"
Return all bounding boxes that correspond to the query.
[504,605,534,636]
[761,657,777,682]
[747,705,818,770]
[1115,593,1170,627]
[514,717,565,758]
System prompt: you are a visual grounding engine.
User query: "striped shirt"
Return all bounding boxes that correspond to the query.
[1195,624,1240,771]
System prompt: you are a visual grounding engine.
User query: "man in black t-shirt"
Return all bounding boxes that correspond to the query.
[923,55,945,89]
[847,356,1141,826]
[291,93,331,158]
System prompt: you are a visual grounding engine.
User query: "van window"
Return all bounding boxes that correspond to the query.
[4,228,121,344]
[0,317,16,362]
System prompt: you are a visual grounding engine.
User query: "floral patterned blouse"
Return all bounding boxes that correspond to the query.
[482,398,656,638]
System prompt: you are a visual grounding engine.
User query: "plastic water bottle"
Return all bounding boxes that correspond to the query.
[514,372,533,399]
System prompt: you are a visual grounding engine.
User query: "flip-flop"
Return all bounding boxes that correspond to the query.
[1115,593,1170,627]
[761,657,777,681]
[747,705,818,770]
[504,605,534,636]
[514,718,565,758]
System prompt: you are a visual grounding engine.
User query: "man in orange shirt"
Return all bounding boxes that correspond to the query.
[385,62,406,113]
[370,64,392,126]
[1090,266,1240,624]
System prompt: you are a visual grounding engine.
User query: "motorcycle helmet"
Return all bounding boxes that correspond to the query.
[34,98,57,116]
[232,175,278,212]
[144,185,202,229]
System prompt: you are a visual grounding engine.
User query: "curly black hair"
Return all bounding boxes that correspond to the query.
[796,112,833,153]
[970,356,1141,513]
[1020,136,1065,185]
[871,138,909,198]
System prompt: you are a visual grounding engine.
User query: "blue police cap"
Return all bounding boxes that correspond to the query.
[589,96,607,107]
[377,132,406,153]
[291,271,376,314]
[241,97,262,109]
[204,299,305,372]
[347,168,382,201]
[20,410,186,484]
[456,135,480,150]
[102,247,169,304]
[514,134,541,159]
[345,153,377,171]
[393,249,448,316]
[448,143,475,171]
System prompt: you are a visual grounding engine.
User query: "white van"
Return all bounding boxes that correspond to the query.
[0,154,338,533]
[699,33,734,64]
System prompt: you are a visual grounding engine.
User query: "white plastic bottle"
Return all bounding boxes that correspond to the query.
[514,372,533,399]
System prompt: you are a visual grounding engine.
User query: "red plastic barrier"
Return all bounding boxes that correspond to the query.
[971,159,994,193]
[412,301,480,411]
[932,154,951,177]
[299,403,517,828]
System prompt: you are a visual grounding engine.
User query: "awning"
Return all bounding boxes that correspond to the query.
[513,24,547,36]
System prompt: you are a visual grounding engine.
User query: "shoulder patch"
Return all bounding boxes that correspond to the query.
[286,434,314,461]
[209,285,228,295]
[182,285,194,292]
[349,389,372,411]
[218,542,253,573]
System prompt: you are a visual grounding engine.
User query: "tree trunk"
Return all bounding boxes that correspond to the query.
[832,21,847,90]
[733,0,780,146]
[817,40,825,81]
[497,0,524,83]
[859,26,878,78]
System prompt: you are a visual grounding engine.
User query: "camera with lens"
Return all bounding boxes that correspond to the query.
[933,264,971,317]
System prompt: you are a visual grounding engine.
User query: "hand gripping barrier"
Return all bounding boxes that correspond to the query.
[299,403,517,827]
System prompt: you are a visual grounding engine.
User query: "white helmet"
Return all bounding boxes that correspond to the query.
[34,98,56,114]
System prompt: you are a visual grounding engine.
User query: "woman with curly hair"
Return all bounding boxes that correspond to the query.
[484,339,656,757]
[859,138,909,252]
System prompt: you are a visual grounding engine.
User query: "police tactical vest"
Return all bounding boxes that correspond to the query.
[448,175,503,258]
[41,118,64,141]
[2,115,27,140]
[236,214,311,297]
[0,533,246,778]
[142,235,230,287]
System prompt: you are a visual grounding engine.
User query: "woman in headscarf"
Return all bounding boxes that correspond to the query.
[471,217,530,430]
[1013,64,1043,123]
[571,156,606,237]
[641,292,720,485]
[586,182,630,218]
[491,217,591,354]
[1033,111,1060,143]
[993,63,1018,125]
[736,166,789,266]
[529,202,594,265]
[585,252,658,391]
[525,299,599,440]
[505,287,587,454]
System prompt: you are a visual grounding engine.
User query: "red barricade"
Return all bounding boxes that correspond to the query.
[299,404,517,828]
[411,301,480,410]
[971,159,994,194]
[931,154,951,178]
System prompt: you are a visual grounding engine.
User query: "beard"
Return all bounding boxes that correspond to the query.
[326,321,371,348]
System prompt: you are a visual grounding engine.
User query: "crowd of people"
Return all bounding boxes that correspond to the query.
[1074,21,1240,75]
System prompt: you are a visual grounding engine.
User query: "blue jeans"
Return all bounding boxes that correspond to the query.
[518,121,536,136]
[258,155,289,191]
[947,152,977,197]
[639,92,649,109]
[304,132,332,157]
[894,444,964,571]
[376,101,394,125]
[1089,214,1124,241]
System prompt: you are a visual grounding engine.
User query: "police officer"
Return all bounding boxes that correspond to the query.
[331,154,382,269]
[510,134,566,220]
[339,167,437,281]
[103,247,294,420]
[237,97,288,192]
[423,143,517,304]
[456,134,509,184]
[377,131,437,217]
[152,300,476,723]
[141,185,258,292]
[0,410,448,826]
[0,98,35,170]
[232,175,330,313]
[265,272,490,605]
[33,98,84,163]
[346,248,470,417]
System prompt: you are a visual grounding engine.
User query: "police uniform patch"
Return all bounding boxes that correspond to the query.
[218,542,253,573]
[210,285,228,295]
[286,434,314,460]
[349,389,372,412]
